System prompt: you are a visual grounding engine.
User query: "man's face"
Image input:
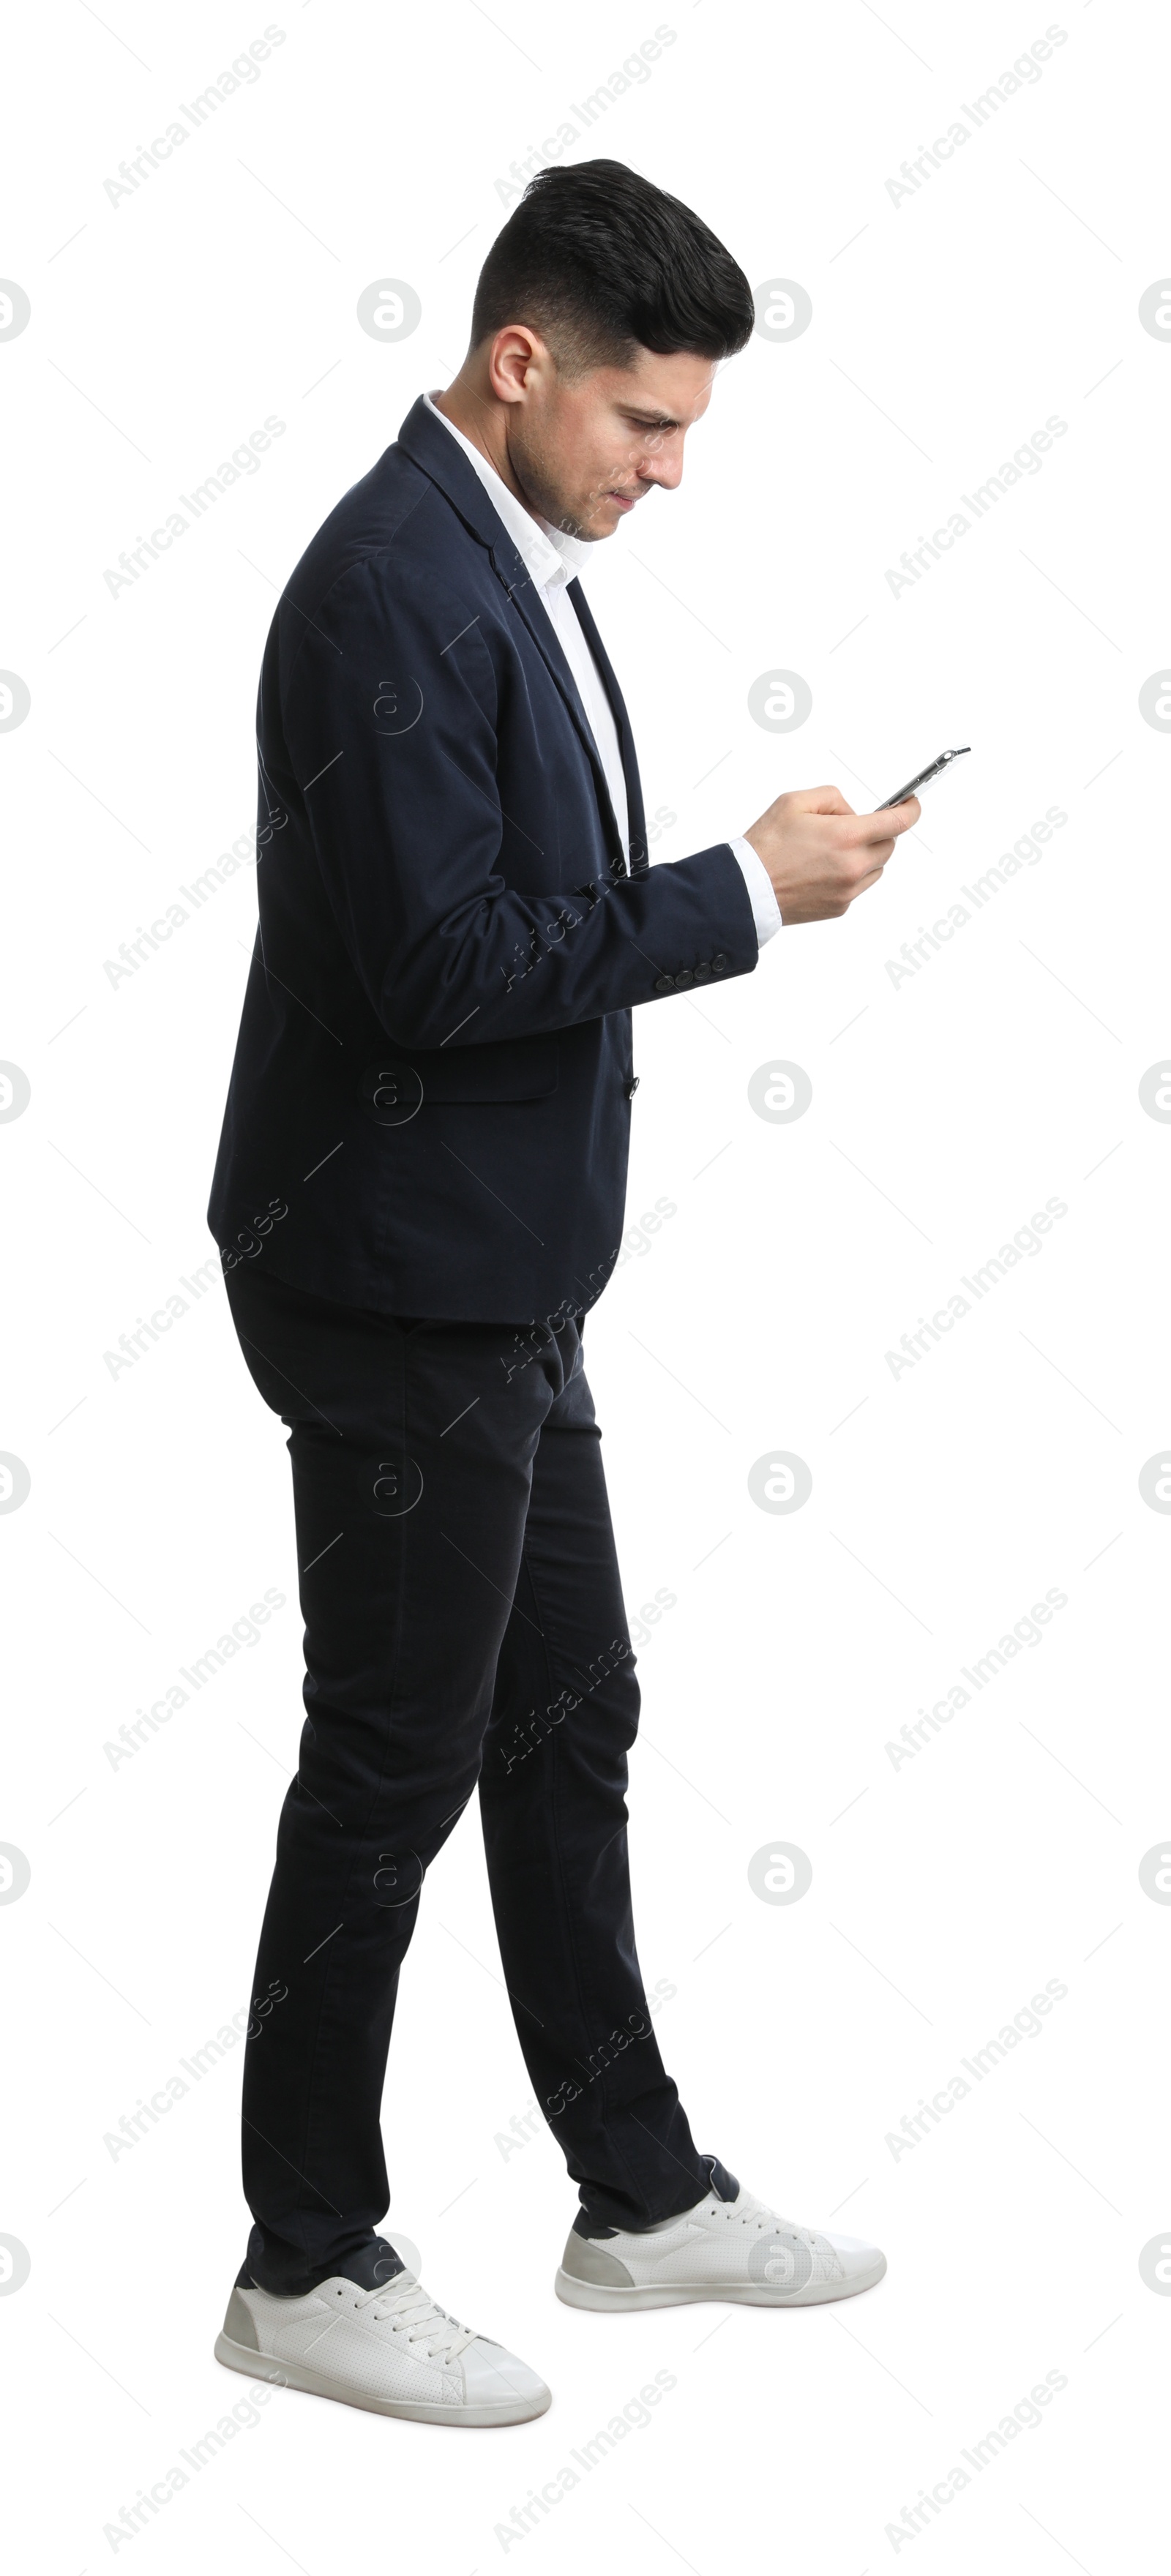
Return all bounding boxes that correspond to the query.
[503,342,717,542]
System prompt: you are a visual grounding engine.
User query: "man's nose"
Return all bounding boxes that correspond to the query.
[637,446,684,493]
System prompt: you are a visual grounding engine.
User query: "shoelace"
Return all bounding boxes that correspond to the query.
[707,2195,844,2278]
[708,2191,809,2238]
[353,2274,477,2365]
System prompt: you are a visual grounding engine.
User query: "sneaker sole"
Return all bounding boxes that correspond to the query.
[213,2330,551,2426]
[554,2253,887,2311]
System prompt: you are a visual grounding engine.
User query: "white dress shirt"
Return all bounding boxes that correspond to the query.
[423,392,781,946]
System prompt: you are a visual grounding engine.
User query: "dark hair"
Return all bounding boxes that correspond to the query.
[470,160,755,375]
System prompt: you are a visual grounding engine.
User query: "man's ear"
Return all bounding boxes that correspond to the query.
[486,324,546,404]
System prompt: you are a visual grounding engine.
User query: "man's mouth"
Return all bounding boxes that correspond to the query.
[607,490,637,513]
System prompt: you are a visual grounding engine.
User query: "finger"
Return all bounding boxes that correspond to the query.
[872,793,921,836]
[845,826,897,872]
[846,804,917,853]
[837,812,899,853]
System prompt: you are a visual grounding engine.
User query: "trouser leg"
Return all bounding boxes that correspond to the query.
[478,1344,711,2231]
[223,1265,573,2294]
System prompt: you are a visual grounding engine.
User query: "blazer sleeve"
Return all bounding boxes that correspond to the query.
[278,551,759,1050]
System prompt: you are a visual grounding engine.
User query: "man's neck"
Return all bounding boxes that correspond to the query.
[431,382,541,523]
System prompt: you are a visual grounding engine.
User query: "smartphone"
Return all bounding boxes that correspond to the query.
[878,746,970,809]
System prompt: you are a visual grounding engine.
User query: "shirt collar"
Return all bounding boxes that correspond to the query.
[423,389,594,593]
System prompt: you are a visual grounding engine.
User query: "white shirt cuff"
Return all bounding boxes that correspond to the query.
[728,835,782,946]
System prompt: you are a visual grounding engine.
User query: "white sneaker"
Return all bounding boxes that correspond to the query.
[215,2262,550,2425]
[555,2178,886,2310]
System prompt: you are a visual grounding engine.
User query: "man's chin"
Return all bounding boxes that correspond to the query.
[578,501,629,541]
[545,496,626,542]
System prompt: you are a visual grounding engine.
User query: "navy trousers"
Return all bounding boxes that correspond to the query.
[222,1261,713,2294]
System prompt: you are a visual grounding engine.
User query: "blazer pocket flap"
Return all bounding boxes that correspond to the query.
[359,1038,558,1118]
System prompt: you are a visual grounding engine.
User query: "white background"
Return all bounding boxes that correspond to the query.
[4,1,1170,2567]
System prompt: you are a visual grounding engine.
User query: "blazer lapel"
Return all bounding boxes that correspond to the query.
[394,398,629,877]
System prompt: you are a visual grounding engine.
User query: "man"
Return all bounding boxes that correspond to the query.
[208,158,919,2428]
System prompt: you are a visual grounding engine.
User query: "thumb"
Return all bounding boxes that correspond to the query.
[795,783,856,817]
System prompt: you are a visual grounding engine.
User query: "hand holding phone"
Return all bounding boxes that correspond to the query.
[743,779,923,926]
[742,746,968,926]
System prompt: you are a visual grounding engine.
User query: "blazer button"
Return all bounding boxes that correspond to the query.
[674,967,694,989]
[694,959,712,982]
[654,974,673,995]
[711,953,729,973]
[624,1076,640,1098]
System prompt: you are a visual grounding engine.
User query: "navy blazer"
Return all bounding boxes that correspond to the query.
[206,394,759,1320]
